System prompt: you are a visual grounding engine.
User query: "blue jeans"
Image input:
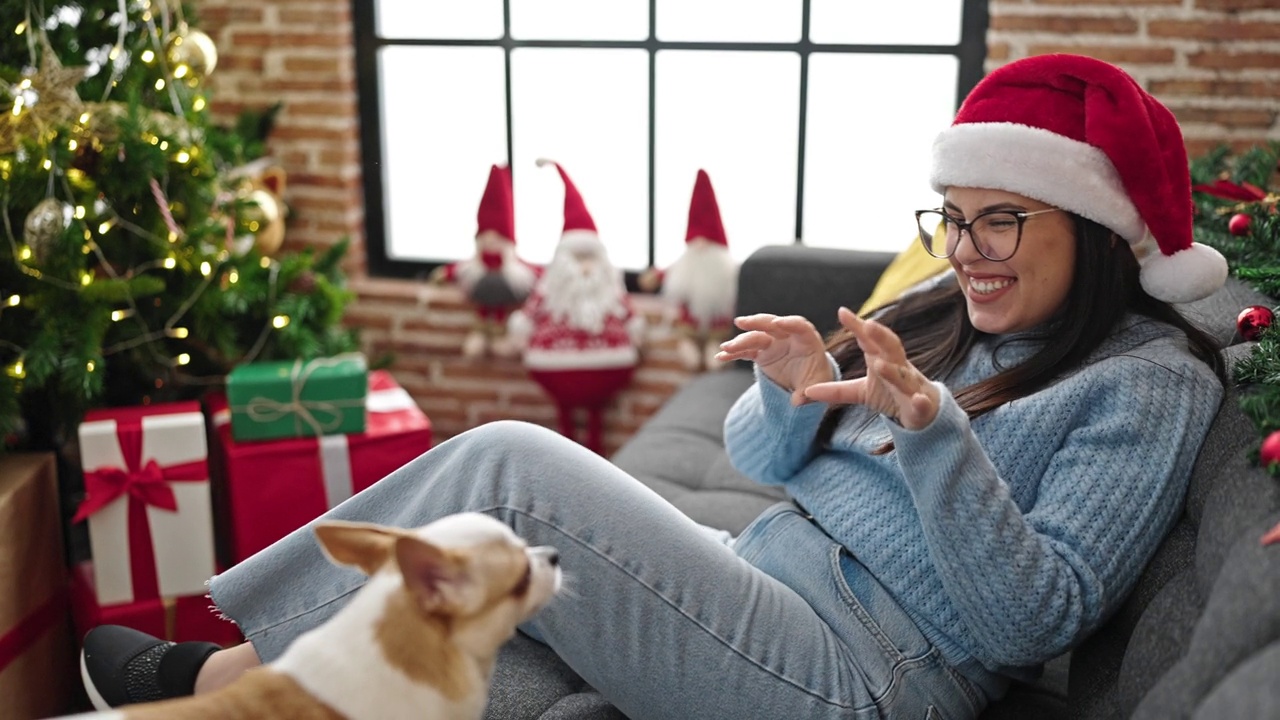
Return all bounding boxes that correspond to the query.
[209,421,991,720]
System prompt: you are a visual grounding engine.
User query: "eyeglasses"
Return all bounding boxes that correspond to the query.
[914,208,1062,262]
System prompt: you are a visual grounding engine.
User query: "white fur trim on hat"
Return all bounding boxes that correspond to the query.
[1139,242,1229,305]
[930,122,1147,243]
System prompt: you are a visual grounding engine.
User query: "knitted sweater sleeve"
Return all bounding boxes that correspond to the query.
[723,361,838,486]
[889,353,1222,667]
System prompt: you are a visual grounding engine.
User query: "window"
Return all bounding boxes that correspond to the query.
[354,0,989,278]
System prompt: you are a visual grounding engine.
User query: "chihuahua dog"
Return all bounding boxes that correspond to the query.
[71,512,561,720]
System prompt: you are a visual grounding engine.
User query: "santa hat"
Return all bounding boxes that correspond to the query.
[476,164,515,242]
[537,159,599,251]
[685,169,728,246]
[930,54,1227,304]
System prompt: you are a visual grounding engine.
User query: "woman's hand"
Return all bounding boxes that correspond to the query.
[803,307,940,430]
[715,314,834,406]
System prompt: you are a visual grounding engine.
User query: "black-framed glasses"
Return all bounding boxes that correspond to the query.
[914,208,1062,262]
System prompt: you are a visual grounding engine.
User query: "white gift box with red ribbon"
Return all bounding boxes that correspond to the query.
[76,402,216,606]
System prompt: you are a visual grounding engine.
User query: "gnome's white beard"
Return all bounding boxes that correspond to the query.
[663,240,737,328]
[541,246,627,335]
[455,243,537,296]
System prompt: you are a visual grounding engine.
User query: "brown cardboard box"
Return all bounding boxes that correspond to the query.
[0,453,76,719]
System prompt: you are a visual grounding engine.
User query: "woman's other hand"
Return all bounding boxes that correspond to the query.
[715,314,833,406]
[803,307,940,430]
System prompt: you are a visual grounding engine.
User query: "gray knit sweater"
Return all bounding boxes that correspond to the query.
[723,315,1222,674]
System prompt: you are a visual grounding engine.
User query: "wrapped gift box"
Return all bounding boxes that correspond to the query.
[0,453,76,720]
[226,353,368,442]
[77,401,217,606]
[211,370,432,564]
[69,562,241,647]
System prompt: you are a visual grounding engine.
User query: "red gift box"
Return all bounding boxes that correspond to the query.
[210,370,432,565]
[69,562,242,647]
[76,401,217,606]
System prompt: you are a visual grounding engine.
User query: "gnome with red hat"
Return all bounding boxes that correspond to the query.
[639,169,739,371]
[429,164,539,358]
[508,160,645,454]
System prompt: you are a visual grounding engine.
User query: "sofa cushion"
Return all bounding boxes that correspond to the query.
[1130,510,1280,719]
[611,369,783,534]
[1175,276,1273,348]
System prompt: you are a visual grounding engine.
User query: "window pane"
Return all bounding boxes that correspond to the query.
[803,54,958,254]
[810,0,962,45]
[511,49,649,268]
[381,47,508,263]
[511,0,648,40]
[657,0,801,43]
[655,51,799,267]
[375,0,503,40]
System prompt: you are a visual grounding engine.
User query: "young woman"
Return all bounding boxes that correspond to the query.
[80,54,1227,720]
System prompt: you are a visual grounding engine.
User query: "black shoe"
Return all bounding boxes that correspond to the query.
[80,625,221,709]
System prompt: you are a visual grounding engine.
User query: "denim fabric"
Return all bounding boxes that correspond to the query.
[210,421,986,720]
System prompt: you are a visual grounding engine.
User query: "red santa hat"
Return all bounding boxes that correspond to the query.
[537,159,599,252]
[476,164,516,242]
[685,169,728,246]
[929,53,1227,304]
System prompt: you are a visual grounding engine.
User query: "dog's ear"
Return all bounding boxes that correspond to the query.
[314,521,408,575]
[395,536,485,615]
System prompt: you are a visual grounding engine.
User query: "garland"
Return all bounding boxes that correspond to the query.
[1189,141,1280,472]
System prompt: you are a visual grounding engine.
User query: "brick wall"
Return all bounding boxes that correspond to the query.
[194,0,1280,452]
[989,0,1280,158]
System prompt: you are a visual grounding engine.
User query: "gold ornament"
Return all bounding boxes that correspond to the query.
[166,25,219,83]
[243,188,286,256]
[1,36,88,155]
[23,198,73,263]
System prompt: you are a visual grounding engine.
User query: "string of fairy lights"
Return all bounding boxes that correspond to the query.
[1,0,287,385]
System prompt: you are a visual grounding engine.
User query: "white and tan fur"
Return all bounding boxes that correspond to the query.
[71,513,561,720]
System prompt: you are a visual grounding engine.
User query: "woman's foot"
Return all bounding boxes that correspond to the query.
[80,625,221,709]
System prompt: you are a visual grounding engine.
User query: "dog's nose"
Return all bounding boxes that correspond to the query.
[547,549,560,567]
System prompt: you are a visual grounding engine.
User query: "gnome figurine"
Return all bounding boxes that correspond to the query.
[639,169,738,371]
[429,164,538,358]
[508,160,645,454]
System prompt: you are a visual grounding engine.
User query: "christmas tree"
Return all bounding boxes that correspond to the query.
[1,1,357,453]
[1190,141,1280,471]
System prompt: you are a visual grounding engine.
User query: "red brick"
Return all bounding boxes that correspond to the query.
[1195,0,1280,9]
[283,57,347,74]
[228,31,352,48]
[1149,19,1280,40]
[1025,45,1176,64]
[1150,79,1280,98]
[1188,50,1280,70]
[1170,106,1277,128]
[987,42,1012,62]
[278,7,352,25]
[1027,0,1180,4]
[991,15,1139,34]
[260,78,357,93]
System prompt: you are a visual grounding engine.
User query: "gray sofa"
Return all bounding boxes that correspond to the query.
[488,244,1280,719]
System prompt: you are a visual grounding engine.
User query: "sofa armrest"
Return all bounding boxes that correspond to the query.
[735,244,897,335]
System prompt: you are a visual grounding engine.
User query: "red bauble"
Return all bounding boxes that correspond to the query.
[1228,213,1252,236]
[1237,305,1274,342]
[1261,430,1280,470]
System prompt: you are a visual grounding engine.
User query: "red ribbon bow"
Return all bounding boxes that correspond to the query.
[73,416,206,600]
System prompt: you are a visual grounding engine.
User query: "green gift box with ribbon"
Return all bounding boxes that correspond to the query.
[226,353,368,442]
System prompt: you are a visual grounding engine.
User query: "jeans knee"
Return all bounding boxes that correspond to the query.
[467,419,563,447]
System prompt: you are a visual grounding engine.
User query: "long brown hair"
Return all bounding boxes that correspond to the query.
[816,215,1227,450]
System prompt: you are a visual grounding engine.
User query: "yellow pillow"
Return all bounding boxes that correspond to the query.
[857,230,951,316]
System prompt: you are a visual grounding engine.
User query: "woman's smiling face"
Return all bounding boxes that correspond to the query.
[945,187,1078,335]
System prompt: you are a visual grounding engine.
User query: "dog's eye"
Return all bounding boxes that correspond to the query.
[511,564,532,597]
